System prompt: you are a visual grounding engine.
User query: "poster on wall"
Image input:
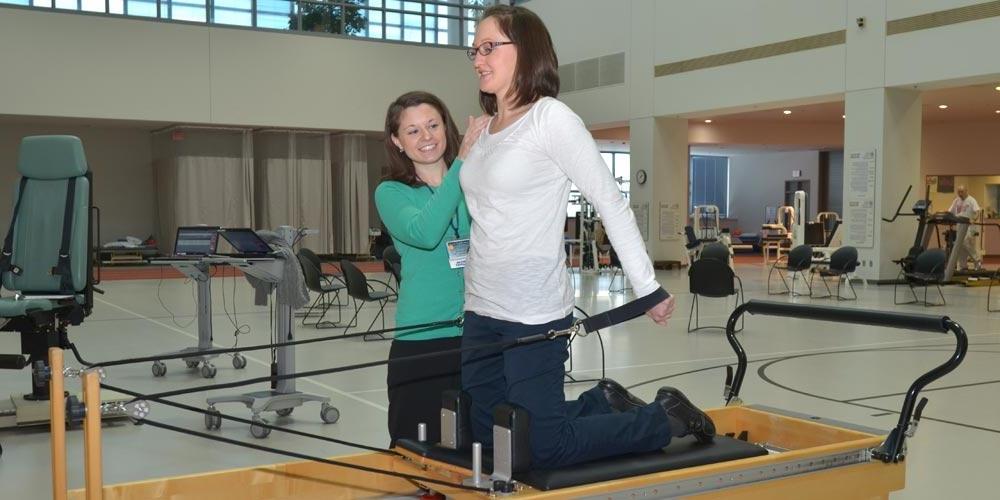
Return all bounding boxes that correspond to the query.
[658,203,681,241]
[844,149,877,248]
[937,175,955,193]
[631,202,649,242]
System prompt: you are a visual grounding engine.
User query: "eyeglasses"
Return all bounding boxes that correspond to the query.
[466,41,515,61]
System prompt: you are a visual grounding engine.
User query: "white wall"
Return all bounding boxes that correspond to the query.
[0,8,480,132]
[0,124,156,241]
[692,148,821,234]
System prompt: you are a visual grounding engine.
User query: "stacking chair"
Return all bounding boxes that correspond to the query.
[767,244,813,296]
[895,249,947,307]
[297,252,346,328]
[688,243,744,333]
[0,136,99,436]
[298,247,340,283]
[382,245,402,294]
[811,246,860,300]
[339,260,394,341]
[684,226,702,261]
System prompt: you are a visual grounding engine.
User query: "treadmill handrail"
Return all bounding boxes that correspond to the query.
[881,185,913,223]
[724,300,968,464]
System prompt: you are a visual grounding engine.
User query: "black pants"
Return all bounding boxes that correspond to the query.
[386,336,462,446]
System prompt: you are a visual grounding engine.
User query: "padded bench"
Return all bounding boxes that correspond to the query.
[396,434,767,491]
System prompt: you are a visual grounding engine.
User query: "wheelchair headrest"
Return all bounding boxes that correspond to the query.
[17,135,89,179]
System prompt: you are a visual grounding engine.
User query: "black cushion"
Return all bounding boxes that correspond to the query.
[397,435,767,491]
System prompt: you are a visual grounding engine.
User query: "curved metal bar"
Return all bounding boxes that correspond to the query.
[873,319,968,463]
[723,300,968,462]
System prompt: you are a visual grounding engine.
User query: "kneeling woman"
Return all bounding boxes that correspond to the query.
[375,91,488,445]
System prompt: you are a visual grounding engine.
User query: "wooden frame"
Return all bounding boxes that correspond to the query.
[64,406,904,499]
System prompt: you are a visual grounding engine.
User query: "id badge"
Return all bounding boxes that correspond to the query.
[446,238,470,269]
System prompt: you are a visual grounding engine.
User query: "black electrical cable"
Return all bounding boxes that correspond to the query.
[564,305,606,384]
[137,418,491,493]
[155,264,197,329]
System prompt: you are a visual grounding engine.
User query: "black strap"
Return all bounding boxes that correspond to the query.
[578,287,670,334]
[0,177,29,276]
[51,177,77,292]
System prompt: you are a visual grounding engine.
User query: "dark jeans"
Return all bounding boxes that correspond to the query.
[387,337,462,446]
[461,311,670,468]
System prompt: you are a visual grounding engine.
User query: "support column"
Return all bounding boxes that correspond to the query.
[629,116,689,263]
[843,88,922,281]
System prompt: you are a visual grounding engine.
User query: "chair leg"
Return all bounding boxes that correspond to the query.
[839,275,857,301]
[989,274,999,312]
[812,273,833,299]
[687,295,698,333]
[363,300,390,342]
[767,264,790,295]
[342,301,363,336]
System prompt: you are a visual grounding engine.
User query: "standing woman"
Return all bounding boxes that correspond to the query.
[375,91,488,446]
[459,5,715,468]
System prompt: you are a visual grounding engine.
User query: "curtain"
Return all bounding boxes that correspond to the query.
[153,128,254,253]
[332,133,370,255]
[254,131,335,253]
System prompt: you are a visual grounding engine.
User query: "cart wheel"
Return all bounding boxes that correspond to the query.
[232,354,247,370]
[201,364,217,379]
[185,360,200,369]
[276,408,293,417]
[250,417,271,439]
[320,403,340,424]
[151,361,167,377]
[204,407,222,430]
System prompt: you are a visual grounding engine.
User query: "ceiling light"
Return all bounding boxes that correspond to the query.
[938,104,948,109]
[704,119,712,123]
[782,110,792,115]
[995,110,1000,114]
[995,86,1000,91]
[842,114,846,119]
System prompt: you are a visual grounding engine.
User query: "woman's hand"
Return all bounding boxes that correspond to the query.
[645,295,676,326]
[458,115,491,160]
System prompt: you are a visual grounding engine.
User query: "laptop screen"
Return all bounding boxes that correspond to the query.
[175,226,220,256]
[220,229,272,254]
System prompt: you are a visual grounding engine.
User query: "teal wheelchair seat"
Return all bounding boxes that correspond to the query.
[0,135,97,403]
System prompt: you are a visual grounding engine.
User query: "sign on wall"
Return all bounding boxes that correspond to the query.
[844,150,877,248]
[659,203,682,241]
[632,202,649,242]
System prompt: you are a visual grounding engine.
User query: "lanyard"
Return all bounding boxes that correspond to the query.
[424,185,461,240]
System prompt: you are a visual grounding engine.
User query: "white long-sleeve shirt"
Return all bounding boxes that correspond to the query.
[459,97,660,325]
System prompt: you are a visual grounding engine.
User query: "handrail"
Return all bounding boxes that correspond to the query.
[724,300,968,463]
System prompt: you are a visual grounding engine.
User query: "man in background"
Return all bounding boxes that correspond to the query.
[949,185,982,271]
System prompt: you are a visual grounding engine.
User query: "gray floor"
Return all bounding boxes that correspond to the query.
[1,262,998,499]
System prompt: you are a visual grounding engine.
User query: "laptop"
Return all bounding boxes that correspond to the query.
[150,226,220,261]
[217,228,278,258]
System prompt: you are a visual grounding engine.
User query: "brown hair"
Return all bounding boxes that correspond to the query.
[478,5,560,115]
[383,91,461,187]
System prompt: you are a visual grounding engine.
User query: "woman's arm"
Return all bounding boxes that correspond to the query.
[375,160,465,250]
[538,100,660,298]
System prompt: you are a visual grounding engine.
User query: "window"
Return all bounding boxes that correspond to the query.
[689,155,729,217]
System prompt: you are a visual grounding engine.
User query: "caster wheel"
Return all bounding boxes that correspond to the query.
[151,361,166,377]
[232,354,247,370]
[250,417,271,439]
[320,403,340,424]
[201,364,217,379]
[275,408,294,417]
[204,407,222,430]
[185,360,200,369]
